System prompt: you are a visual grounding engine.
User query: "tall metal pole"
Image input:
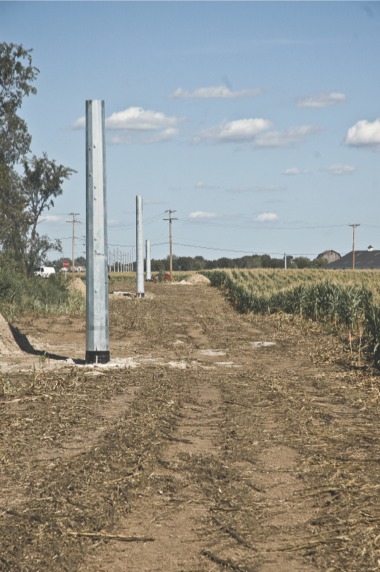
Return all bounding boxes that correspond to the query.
[136,195,144,297]
[146,239,151,281]
[164,209,178,279]
[349,224,360,270]
[85,100,110,364]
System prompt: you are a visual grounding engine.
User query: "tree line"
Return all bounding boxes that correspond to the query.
[50,253,327,273]
[0,43,74,277]
[150,254,327,272]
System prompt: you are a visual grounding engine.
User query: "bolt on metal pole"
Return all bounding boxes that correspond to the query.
[85,100,110,364]
[146,239,151,281]
[136,195,144,297]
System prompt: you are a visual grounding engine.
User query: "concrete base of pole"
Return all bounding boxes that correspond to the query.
[86,350,111,364]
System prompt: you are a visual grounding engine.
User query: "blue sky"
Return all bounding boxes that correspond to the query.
[2,1,380,263]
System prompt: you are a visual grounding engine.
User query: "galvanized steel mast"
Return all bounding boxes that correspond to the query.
[85,100,110,364]
[136,195,144,297]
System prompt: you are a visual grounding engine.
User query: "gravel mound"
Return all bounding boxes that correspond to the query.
[185,274,211,285]
[67,277,86,296]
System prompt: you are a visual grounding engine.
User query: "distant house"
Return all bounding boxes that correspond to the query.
[328,249,380,270]
[317,250,341,264]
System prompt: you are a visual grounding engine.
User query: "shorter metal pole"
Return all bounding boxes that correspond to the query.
[136,195,144,297]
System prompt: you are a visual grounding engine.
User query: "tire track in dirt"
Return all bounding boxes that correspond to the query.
[80,380,224,572]
[184,298,318,572]
[80,296,225,571]
[79,285,317,571]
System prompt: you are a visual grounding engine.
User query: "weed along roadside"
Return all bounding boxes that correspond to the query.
[0,274,379,571]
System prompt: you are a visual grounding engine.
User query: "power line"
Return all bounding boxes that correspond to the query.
[172,242,319,257]
[181,219,349,231]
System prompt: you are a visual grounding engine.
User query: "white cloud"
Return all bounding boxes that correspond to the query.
[197,118,272,143]
[196,120,319,146]
[188,211,217,219]
[283,167,311,175]
[255,212,279,222]
[172,85,262,99]
[254,125,320,147]
[296,92,346,108]
[145,128,180,143]
[106,107,181,131]
[284,167,300,175]
[195,181,218,190]
[327,164,356,175]
[72,116,85,129]
[108,134,131,145]
[72,107,182,143]
[40,214,68,224]
[345,118,380,147]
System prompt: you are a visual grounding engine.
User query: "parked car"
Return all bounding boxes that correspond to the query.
[34,266,56,278]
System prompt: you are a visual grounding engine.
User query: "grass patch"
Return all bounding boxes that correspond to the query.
[0,268,86,320]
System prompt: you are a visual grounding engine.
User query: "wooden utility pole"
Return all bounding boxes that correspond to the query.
[67,212,80,277]
[349,224,360,270]
[164,209,178,278]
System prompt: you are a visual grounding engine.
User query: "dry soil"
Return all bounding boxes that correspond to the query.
[0,279,379,571]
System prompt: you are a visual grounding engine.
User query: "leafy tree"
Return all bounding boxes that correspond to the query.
[75,256,86,268]
[0,43,75,275]
[284,255,294,269]
[293,256,312,269]
[151,259,166,272]
[311,257,328,268]
[261,254,272,268]
[21,153,75,275]
[174,256,196,271]
[0,42,39,165]
[215,257,233,269]
[0,165,29,258]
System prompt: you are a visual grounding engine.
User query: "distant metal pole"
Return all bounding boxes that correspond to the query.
[284,253,287,270]
[349,224,360,270]
[85,100,110,364]
[136,195,144,297]
[146,239,151,281]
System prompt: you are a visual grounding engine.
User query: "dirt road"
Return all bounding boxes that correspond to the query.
[1,280,379,571]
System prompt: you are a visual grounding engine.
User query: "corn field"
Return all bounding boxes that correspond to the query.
[202,269,380,365]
